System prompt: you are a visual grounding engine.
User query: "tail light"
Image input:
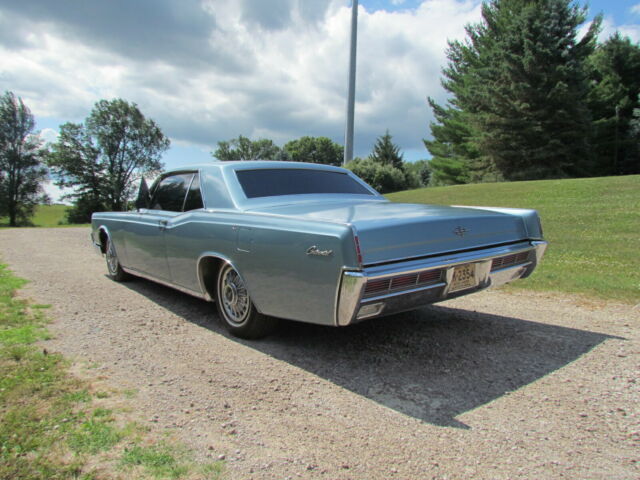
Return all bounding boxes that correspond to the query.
[353,234,363,267]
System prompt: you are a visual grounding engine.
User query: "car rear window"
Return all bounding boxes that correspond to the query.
[236,168,373,199]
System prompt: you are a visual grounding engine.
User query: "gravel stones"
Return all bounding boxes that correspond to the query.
[0,227,638,479]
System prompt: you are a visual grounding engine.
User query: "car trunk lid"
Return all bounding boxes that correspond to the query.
[249,199,528,266]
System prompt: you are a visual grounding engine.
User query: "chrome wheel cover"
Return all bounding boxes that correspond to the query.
[106,240,119,275]
[219,265,250,326]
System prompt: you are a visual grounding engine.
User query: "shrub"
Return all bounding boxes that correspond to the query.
[346,158,407,193]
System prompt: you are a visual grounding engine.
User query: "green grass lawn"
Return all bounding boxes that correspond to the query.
[0,204,87,228]
[32,204,71,227]
[388,175,640,304]
[0,263,225,479]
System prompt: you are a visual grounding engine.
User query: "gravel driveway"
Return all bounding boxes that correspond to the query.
[0,227,638,479]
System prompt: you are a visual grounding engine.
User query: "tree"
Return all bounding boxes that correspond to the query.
[212,135,281,161]
[425,99,491,184]
[586,33,640,175]
[370,130,404,170]
[283,136,342,166]
[427,0,601,181]
[427,157,469,186]
[346,158,406,193]
[49,122,104,222]
[632,98,640,137]
[347,132,414,192]
[48,99,169,221]
[0,91,48,226]
[404,160,431,187]
[629,97,640,170]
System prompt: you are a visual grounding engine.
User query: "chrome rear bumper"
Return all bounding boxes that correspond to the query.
[336,240,547,326]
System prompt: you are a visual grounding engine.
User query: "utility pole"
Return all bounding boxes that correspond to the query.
[344,0,358,165]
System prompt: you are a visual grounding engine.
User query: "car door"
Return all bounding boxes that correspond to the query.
[123,173,194,281]
[163,173,206,292]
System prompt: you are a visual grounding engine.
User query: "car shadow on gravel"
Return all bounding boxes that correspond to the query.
[121,277,615,429]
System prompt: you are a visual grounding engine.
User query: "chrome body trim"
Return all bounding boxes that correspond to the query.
[189,170,208,211]
[306,246,333,257]
[363,242,534,280]
[90,231,103,256]
[336,271,366,326]
[92,225,113,257]
[358,239,532,269]
[179,173,196,212]
[121,266,208,301]
[531,240,547,264]
[361,281,448,303]
[195,252,238,302]
[336,241,547,326]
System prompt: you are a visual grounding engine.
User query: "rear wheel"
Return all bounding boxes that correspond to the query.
[215,263,276,339]
[105,237,129,282]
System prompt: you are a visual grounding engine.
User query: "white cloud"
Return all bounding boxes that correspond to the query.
[42,180,74,205]
[615,24,640,42]
[39,126,72,203]
[598,15,640,43]
[631,4,640,16]
[39,128,59,144]
[0,0,484,163]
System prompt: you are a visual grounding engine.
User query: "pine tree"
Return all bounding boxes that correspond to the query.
[586,33,640,175]
[370,130,404,170]
[424,100,484,184]
[426,0,601,182]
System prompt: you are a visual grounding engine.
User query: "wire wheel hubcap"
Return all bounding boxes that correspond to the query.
[106,241,118,274]
[220,266,250,326]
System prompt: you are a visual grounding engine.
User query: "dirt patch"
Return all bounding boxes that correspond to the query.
[1,227,638,479]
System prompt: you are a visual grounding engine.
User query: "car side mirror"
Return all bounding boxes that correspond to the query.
[135,177,150,210]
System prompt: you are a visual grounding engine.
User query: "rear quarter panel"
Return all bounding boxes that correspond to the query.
[217,214,356,326]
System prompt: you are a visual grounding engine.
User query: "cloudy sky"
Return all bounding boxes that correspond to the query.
[1,0,639,199]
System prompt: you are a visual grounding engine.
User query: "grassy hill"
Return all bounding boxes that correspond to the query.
[0,204,75,228]
[388,175,640,304]
[31,204,71,227]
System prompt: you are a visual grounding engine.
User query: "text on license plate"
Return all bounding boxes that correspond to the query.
[449,263,478,293]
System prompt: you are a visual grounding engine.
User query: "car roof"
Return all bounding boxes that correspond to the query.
[164,161,348,175]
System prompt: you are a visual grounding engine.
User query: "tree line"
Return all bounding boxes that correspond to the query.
[426,0,640,185]
[0,94,170,226]
[211,131,426,194]
[0,92,417,226]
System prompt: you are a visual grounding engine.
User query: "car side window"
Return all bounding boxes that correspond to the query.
[150,174,193,212]
[183,174,204,211]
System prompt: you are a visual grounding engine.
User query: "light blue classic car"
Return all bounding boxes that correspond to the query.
[91,161,547,338]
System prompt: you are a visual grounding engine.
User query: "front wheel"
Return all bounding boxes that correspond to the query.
[105,237,129,282]
[215,263,276,339]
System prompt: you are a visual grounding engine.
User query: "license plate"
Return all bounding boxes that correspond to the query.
[449,263,477,293]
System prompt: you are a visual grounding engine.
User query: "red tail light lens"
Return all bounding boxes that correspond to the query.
[354,234,363,266]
